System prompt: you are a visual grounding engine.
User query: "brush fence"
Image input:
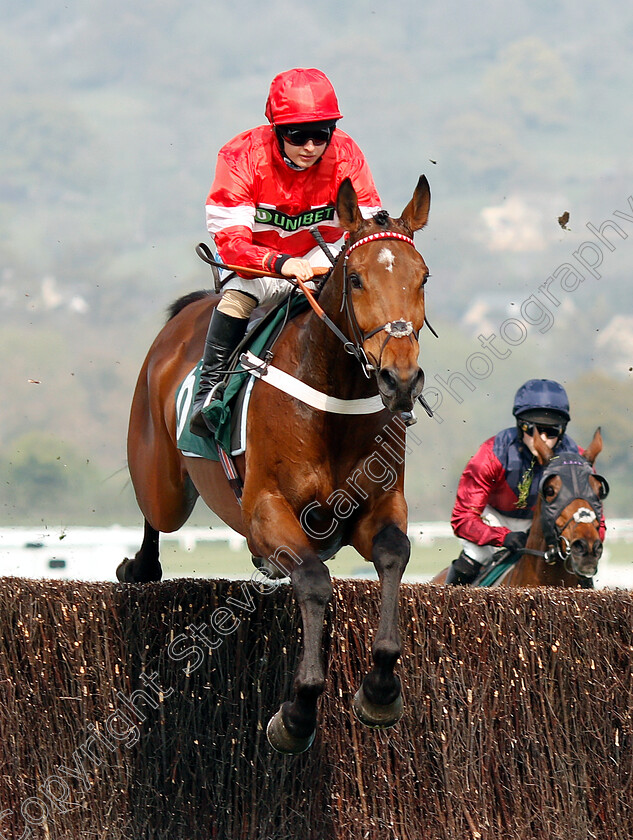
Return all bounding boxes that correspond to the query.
[0,577,631,840]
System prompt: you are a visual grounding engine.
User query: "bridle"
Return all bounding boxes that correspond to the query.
[301,227,437,417]
[538,506,599,573]
[536,455,608,575]
[196,228,429,369]
[339,231,422,377]
[196,225,436,412]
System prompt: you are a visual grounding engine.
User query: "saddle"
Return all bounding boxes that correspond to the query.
[175,293,310,462]
[472,549,518,587]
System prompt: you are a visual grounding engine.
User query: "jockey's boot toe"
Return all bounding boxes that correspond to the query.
[189,401,214,437]
[189,382,225,438]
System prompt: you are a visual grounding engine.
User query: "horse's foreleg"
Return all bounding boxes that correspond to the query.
[266,555,333,754]
[116,519,162,583]
[291,557,333,721]
[354,523,409,728]
[248,496,332,754]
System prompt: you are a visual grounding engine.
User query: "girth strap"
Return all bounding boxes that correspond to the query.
[240,351,385,415]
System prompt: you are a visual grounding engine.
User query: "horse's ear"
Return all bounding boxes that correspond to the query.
[399,175,431,233]
[583,427,603,465]
[533,431,552,466]
[336,178,363,234]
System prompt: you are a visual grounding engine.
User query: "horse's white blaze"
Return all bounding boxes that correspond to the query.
[377,247,395,272]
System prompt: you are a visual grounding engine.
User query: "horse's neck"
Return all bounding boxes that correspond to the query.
[295,276,378,400]
[506,499,547,585]
[525,498,546,553]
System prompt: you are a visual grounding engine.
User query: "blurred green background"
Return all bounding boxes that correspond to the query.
[1,1,631,531]
[158,536,633,587]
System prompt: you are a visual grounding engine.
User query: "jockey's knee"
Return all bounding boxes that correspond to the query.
[446,550,483,586]
[217,290,258,319]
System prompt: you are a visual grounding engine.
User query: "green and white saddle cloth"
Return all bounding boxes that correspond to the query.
[175,296,310,461]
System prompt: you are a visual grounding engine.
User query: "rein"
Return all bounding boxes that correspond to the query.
[196,228,436,415]
[196,244,329,284]
[195,243,361,360]
[198,231,426,374]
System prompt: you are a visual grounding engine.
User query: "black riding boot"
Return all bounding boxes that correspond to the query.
[445,550,483,586]
[189,309,248,438]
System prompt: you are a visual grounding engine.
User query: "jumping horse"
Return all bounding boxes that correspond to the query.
[118,176,432,753]
[432,428,608,587]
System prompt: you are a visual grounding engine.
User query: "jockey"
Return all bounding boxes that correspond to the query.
[445,378,601,585]
[190,67,382,437]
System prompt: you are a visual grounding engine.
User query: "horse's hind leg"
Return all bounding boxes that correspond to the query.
[116,519,162,583]
[353,523,409,728]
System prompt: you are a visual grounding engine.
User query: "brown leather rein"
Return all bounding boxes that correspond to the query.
[196,232,436,416]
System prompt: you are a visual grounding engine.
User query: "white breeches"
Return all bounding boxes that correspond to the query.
[219,243,337,308]
[461,505,532,564]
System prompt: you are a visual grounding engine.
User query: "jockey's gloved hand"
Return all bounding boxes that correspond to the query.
[503,530,529,551]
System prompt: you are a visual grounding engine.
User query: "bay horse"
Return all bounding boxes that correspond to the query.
[118,176,432,753]
[432,428,608,587]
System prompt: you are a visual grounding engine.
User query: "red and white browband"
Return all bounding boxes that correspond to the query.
[345,231,416,259]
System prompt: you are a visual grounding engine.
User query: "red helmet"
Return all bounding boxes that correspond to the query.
[265,68,343,126]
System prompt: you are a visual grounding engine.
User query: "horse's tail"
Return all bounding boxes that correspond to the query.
[166,290,211,323]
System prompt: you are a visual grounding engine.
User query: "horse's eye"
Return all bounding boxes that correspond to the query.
[544,485,556,500]
[349,273,363,290]
[421,272,430,287]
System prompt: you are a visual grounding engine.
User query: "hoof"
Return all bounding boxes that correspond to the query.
[116,557,162,583]
[352,686,404,730]
[266,708,316,755]
[116,558,133,582]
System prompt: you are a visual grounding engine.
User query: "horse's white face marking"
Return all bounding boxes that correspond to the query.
[377,247,395,272]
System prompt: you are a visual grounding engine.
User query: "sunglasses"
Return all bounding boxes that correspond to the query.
[520,422,563,439]
[280,126,333,147]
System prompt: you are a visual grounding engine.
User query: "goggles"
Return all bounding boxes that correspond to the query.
[520,421,564,439]
[280,126,334,147]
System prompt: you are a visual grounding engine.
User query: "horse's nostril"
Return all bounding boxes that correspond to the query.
[379,367,424,394]
[571,539,589,556]
[593,539,603,560]
[414,368,425,395]
[379,368,399,395]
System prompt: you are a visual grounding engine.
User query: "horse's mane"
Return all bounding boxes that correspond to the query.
[373,209,391,227]
[166,290,211,322]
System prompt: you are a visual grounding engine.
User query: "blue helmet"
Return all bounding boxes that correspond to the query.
[512,379,570,424]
